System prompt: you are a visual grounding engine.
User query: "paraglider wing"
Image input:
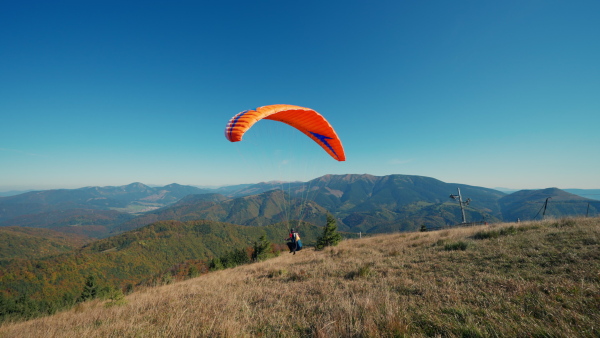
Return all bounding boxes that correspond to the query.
[224,104,345,161]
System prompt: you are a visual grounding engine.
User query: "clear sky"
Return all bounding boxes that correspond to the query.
[1,1,599,191]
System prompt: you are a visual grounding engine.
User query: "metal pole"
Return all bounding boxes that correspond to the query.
[586,203,590,218]
[542,197,550,218]
[449,188,470,224]
[457,188,467,223]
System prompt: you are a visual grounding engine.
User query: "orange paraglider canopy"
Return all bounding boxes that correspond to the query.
[225,104,345,161]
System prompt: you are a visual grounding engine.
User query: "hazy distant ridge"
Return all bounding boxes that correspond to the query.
[1,175,599,238]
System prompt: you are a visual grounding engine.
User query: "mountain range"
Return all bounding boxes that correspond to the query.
[1,174,599,238]
[0,183,211,237]
[0,174,599,324]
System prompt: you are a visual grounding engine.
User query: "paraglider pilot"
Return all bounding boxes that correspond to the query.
[286,229,303,255]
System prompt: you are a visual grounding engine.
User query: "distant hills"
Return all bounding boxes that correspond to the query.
[115,190,329,233]
[0,190,34,197]
[499,187,598,221]
[1,175,599,238]
[495,187,600,200]
[0,183,212,237]
[0,183,211,216]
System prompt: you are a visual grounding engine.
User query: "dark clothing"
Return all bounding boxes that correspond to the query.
[287,240,303,253]
[287,231,302,254]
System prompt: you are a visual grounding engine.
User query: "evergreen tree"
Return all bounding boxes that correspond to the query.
[104,287,127,307]
[209,257,224,271]
[315,214,343,250]
[188,265,200,278]
[78,275,99,302]
[252,235,272,261]
[124,283,134,295]
[226,248,251,267]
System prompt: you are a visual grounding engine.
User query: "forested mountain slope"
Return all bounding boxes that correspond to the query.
[0,219,324,317]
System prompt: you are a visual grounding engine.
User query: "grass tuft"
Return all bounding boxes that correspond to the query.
[473,226,519,240]
[346,263,375,279]
[553,218,577,228]
[267,268,287,278]
[444,240,469,251]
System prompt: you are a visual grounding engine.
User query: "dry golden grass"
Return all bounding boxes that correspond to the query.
[1,217,599,337]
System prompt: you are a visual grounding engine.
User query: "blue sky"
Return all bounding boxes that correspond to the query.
[1,1,599,191]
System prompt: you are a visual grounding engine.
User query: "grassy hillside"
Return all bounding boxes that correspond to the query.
[2,217,598,337]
